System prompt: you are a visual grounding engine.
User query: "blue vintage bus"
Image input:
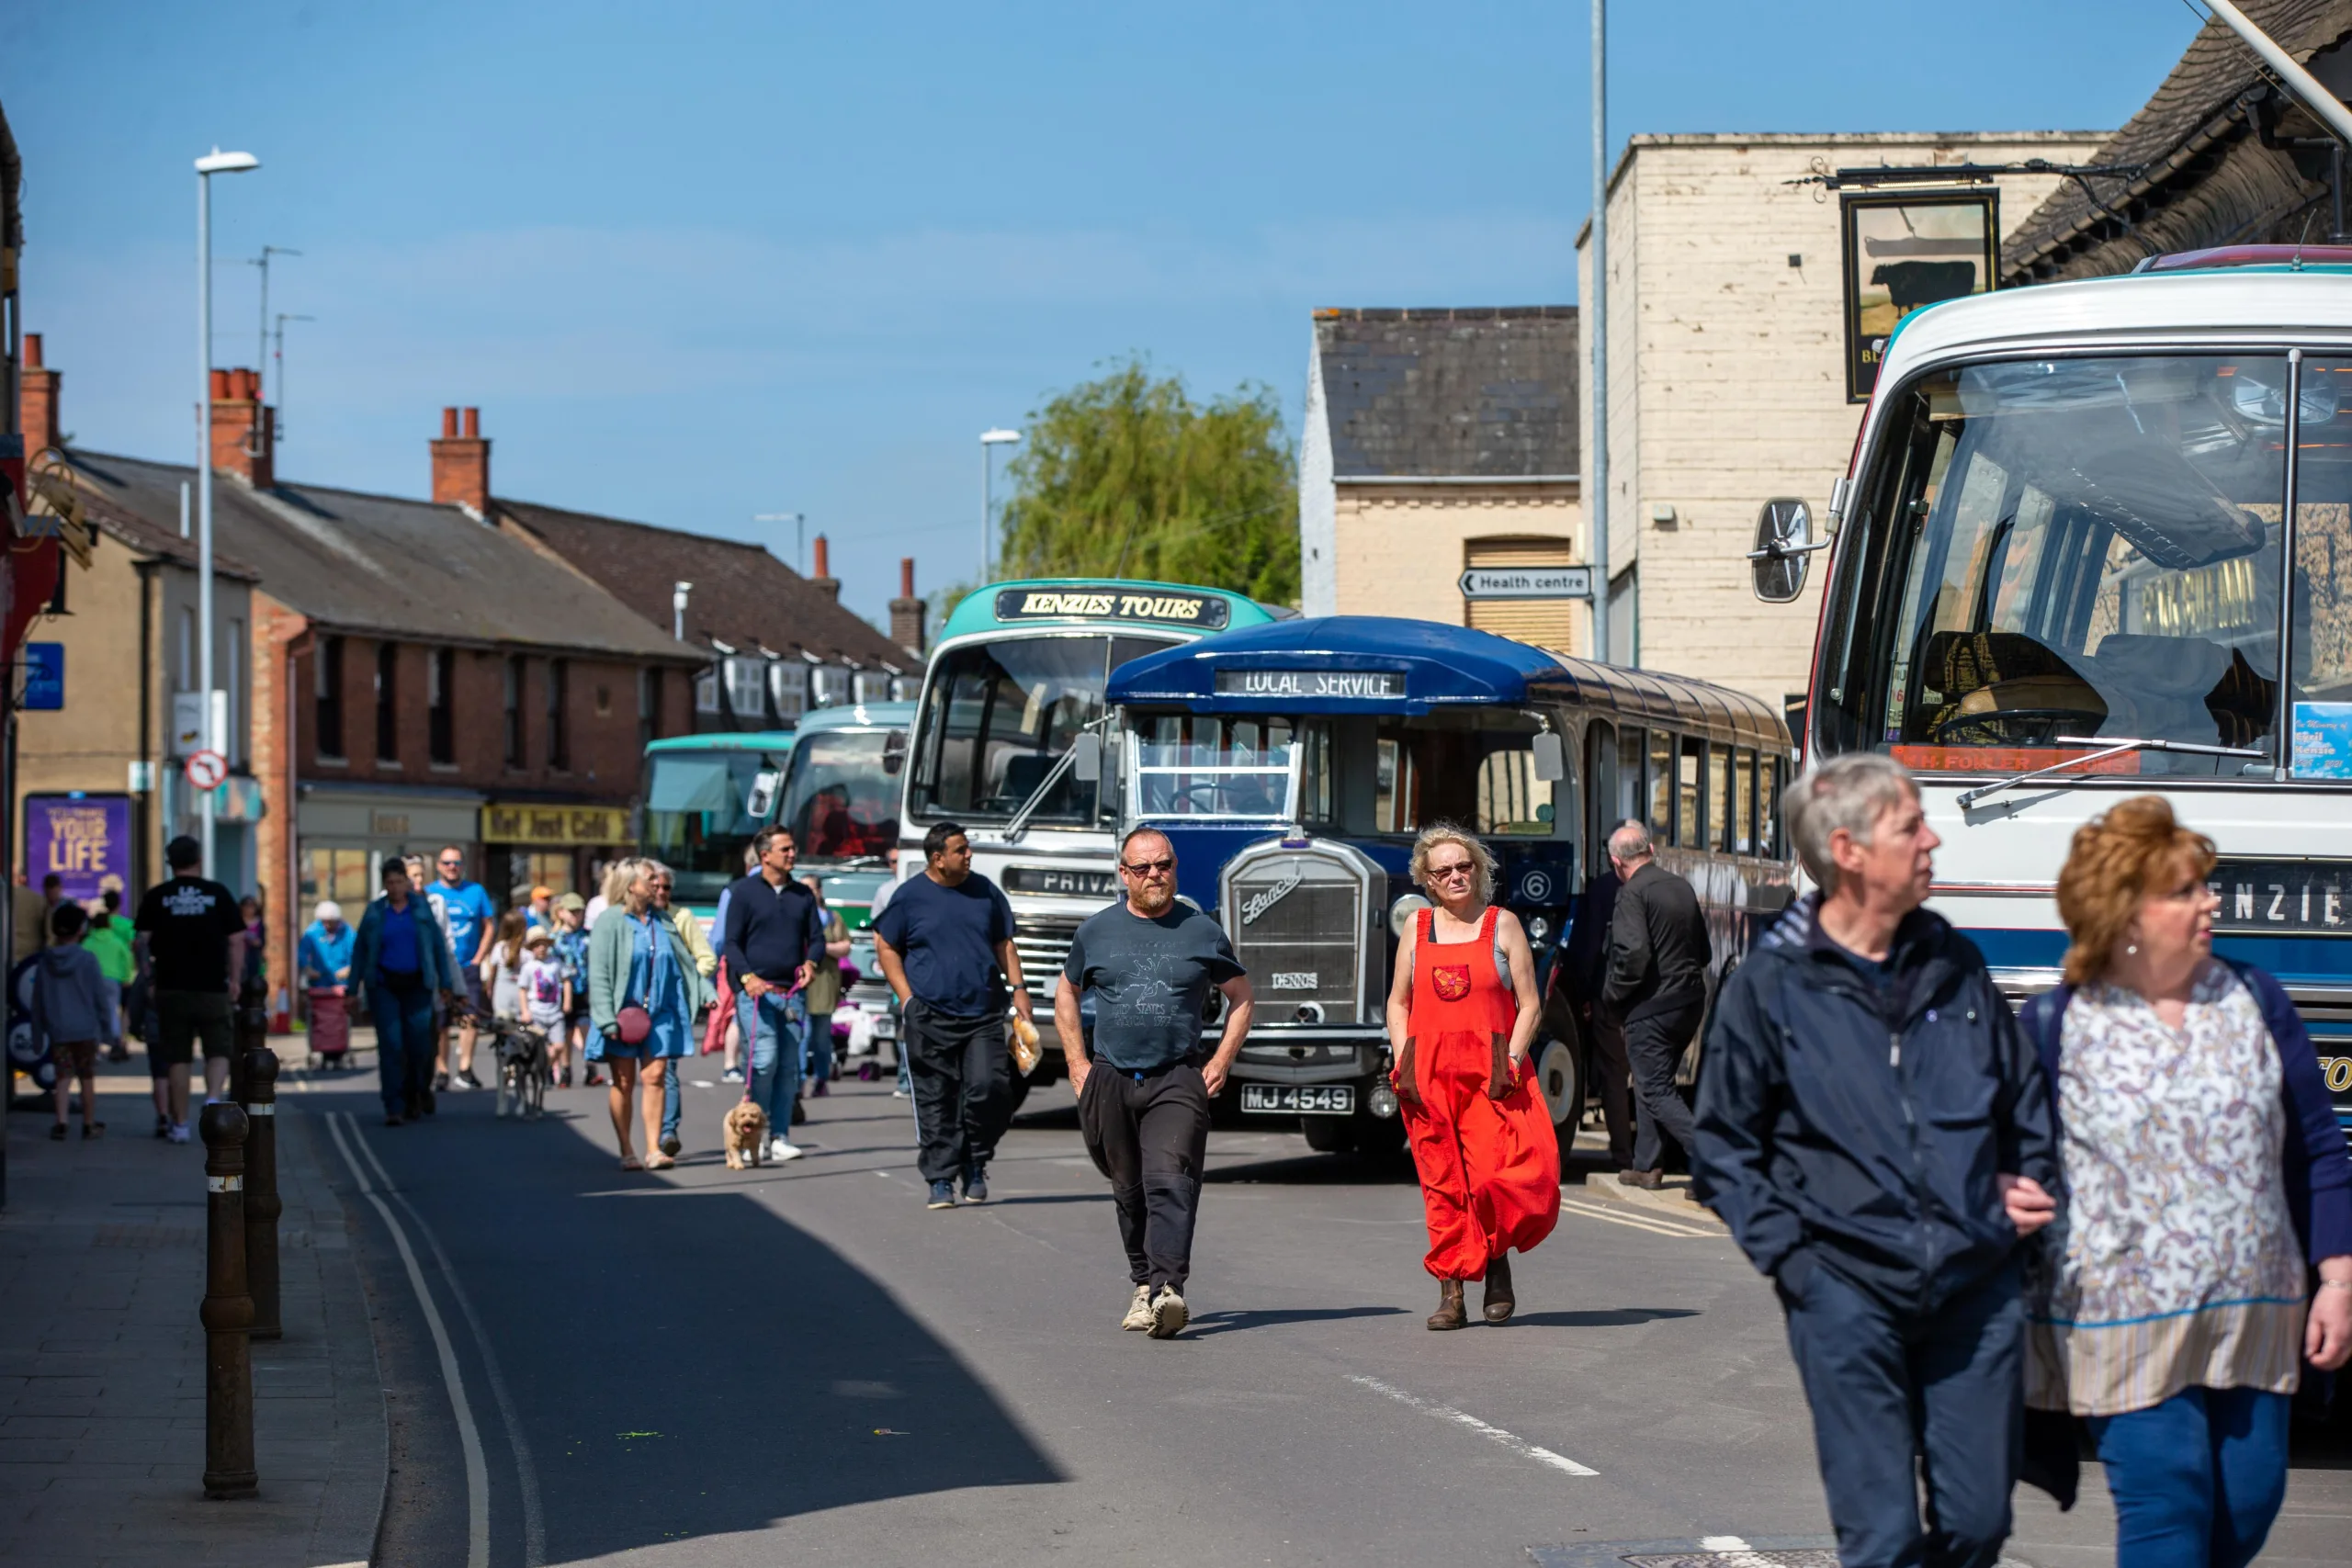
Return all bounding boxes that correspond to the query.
[1104,616,1795,1155]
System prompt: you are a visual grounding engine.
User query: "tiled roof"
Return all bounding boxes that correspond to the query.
[60,450,694,661]
[1314,307,1579,479]
[497,501,911,671]
[61,470,261,581]
[2002,0,2352,282]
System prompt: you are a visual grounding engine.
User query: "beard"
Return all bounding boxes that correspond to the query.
[1128,881,1176,918]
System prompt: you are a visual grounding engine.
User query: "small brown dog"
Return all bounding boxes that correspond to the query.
[722,1101,770,1169]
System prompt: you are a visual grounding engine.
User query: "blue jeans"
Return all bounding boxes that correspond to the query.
[741,988,808,1134]
[369,982,436,1116]
[661,1051,684,1142]
[2086,1384,2290,1568]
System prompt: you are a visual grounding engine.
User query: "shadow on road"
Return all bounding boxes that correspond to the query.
[305,1087,1063,1564]
[1184,1306,1412,1337]
[1508,1307,1701,1328]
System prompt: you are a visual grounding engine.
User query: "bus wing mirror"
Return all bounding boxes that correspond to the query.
[1070,732,1102,784]
[1749,497,1828,604]
[1530,731,1565,782]
[881,729,908,775]
[745,769,781,820]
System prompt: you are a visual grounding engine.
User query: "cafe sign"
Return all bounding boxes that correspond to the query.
[481,804,632,846]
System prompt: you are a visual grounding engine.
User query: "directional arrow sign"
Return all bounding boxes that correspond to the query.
[1458,566,1593,601]
[185,750,229,792]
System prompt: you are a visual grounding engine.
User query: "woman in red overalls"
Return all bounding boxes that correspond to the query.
[1385,825,1560,1328]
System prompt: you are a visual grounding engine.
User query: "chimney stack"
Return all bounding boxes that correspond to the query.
[209,365,274,488]
[18,333,62,462]
[889,556,927,656]
[430,404,491,517]
[808,534,841,601]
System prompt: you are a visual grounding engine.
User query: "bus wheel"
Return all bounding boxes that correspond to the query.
[1302,1114,1357,1154]
[1535,1034,1582,1151]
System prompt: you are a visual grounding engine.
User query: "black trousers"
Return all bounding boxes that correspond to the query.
[1625,997,1703,1172]
[1588,1011,1638,1169]
[904,1003,1012,1184]
[1078,1061,1210,1292]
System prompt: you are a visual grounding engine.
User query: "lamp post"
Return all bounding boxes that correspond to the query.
[1588,0,1611,665]
[979,428,1021,581]
[197,148,260,880]
[753,512,806,573]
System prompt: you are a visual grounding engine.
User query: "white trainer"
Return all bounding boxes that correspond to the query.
[1121,1284,1155,1332]
[1148,1284,1189,1339]
[768,1138,805,1162]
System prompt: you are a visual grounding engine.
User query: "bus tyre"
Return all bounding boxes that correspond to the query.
[1534,1035,1582,1150]
[1302,1114,1357,1154]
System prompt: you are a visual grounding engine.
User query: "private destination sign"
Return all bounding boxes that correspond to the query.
[1214,669,1407,699]
[1458,566,1593,601]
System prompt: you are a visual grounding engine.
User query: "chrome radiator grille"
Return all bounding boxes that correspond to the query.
[1012,916,1083,1002]
[1226,858,1363,1023]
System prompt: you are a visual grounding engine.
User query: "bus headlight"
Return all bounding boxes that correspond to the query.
[1388,893,1430,938]
[1368,1083,1400,1119]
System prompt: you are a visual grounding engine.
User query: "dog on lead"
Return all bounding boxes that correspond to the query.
[723,1100,771,1169]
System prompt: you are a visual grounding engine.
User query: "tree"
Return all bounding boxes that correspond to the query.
[996,357,1299,605]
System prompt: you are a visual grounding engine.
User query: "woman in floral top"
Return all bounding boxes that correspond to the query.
[2022,796,2350,1568]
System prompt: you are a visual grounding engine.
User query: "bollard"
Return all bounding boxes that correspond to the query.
[243,1045,282,1341]
[198,1101,258,1500]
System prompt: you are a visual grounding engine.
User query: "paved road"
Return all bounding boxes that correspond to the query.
[294,1069,2352,1568]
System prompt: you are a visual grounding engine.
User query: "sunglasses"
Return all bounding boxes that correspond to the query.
[1427,862,1476,882]
[1121,858,1176,875]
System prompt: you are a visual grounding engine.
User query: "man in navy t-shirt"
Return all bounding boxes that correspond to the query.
[873,822,1033,1210]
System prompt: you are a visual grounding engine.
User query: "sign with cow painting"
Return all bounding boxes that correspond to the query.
[1840,190,1997,402]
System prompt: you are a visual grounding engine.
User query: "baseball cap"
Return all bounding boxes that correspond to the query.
[555,892,586,911]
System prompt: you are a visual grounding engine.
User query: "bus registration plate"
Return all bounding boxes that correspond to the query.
[1241,1084,1355,1116]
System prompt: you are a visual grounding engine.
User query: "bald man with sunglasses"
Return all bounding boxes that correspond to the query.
[1057,828,1254,1339]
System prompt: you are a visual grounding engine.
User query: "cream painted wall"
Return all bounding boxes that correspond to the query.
[1329,484,1584,647]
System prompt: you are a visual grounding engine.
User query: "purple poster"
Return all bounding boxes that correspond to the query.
[24,794,134,904]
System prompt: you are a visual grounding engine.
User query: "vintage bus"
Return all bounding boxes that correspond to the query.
[639,730,797,920]
[1103,615,1795,1155]
[1752,252,2352,1142]
[896,579,1282,1069]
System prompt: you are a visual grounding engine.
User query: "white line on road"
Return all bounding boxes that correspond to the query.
[324,1111,490,1568]
[1702,1538,1754,1551]
[1558,1196,1718,1238]
[1346,1374,1599,1476]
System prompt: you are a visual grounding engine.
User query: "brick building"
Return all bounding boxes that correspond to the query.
[1298,307,1585,649]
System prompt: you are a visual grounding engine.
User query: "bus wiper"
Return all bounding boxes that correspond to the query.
[1955,736,2268,809]
[1001,718,1113,843]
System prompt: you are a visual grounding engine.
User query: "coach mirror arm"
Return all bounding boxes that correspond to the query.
[1749,497,1832,604]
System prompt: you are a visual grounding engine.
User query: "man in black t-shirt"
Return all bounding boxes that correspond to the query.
[132,836,247,1144]
[1056,828,1254,1339]
[873,822,1034,1210]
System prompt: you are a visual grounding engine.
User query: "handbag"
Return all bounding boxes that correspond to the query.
[616,1004,652,1044]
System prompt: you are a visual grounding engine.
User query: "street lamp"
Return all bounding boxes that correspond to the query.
[753,512,806,574]
[196,146,260,880]
[980,428,1021,581]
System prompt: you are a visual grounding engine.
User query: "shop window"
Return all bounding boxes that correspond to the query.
[506,852,573,907]
[315,637,345,760]
[299,846,377,908]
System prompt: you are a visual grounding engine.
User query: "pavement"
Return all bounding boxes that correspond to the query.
[6,1049,2349,1567]
[0,1047,385,1567]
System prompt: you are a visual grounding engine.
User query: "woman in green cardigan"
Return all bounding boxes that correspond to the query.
[586,858,712,1168]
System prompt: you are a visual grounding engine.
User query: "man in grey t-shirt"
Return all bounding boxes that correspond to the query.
[1056,828,1254,1339]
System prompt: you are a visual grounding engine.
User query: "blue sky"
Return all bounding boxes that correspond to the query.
[8,1,2197,626]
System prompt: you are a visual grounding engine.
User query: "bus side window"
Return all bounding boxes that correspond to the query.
[1758,755,1783,858]
[1299,720,1336,826]
[1616,725,1645,836]
[1678,736,1706,850]
[1375,736,1419,833]
[1734,747,1758,854]
[1708,744,1733,853]
[1647,730,1674,843]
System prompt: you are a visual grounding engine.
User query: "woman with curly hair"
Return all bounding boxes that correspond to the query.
[1384,822,1558,1329]
[2022,795,2350,1568]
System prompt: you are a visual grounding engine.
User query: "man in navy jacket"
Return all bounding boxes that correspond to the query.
[1694,753,2058,1568]
[719,827,827,1159]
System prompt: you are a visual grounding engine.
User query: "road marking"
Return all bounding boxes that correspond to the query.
[1558,1196,1718,1239]
[1702,1538,1754,1551]
[347,1124,547,1567]
[1346,1374,1598,1476]
[324,1111,490,1568]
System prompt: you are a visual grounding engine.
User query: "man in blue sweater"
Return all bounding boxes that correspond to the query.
[719,827,827,1162]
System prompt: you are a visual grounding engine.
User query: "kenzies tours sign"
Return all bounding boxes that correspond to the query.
[995,587,1231,629]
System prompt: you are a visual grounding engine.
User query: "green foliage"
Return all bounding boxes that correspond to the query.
[997,357,1299,605]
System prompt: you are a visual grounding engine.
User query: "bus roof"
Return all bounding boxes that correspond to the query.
[644,730,795,754]
[793,701,915,735]
[936,577,1283,644]
[1107,616,1789,749]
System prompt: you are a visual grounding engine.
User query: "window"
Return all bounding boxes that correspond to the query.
[374,642,399,763]
[1135,715,1298,818]
[1464,536,1585,649]
[1678,736,1706,850]
[1708,745,1733,852]
[504,656,526,767]
[1475,742,1556,836]
[908,635,1167,822]
[854,671,893,705]
[638,668,662,750]
[1612,726,1645,834]
[547,658,570,769]
[812,665,853,709]
[769,661,808,723]
[2292,359,2352,770]
[1646,729,1674,840]
[316,636,345,760]
[428,649,455,764]
[723,656,766,724]
[227,618,244,765]
[1758,755,1782,858]
[1298,721,1335,825]
[1733,748,1758,854]
[776,728,902,857]
[299,847,376,908]
[507,852,573,906]
[1374,737,1417,833]
[695,664,721,716]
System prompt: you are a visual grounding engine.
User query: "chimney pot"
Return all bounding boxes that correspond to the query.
[22,333,41,369]
[210,368,232,400]
[899,557,915,597]
[442,407,459,438]
[18,333,62,461]
[209,368,272,487]
[888,554,928,656]
[462,407,480,438]
[431,404,492,513]
[812,536,831,578]
[808,534,841,601]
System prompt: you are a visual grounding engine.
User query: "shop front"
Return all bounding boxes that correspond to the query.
[480,800,633,908]
[294,782,486,912]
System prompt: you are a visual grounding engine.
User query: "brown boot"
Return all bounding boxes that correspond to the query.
[1426,1278,1467,1331]
[1482,1253,1516,1324]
